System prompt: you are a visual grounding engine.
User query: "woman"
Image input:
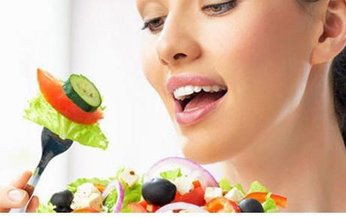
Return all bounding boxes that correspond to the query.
[1,0,346,212]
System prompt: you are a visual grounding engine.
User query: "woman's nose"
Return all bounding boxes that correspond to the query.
[156,17,202,66]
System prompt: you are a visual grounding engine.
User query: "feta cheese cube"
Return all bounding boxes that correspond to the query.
[204,187,223,203]
[119,168,139,187]
[172,176,194,195]
[71,183,103,211]
[87,193,103,211]
[224,187,245,202]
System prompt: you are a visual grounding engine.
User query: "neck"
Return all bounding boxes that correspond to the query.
[223,64,346,211]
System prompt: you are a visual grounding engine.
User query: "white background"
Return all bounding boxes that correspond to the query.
[0,0,222,203]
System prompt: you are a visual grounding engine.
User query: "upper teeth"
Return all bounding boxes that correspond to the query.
[173,85,226,101]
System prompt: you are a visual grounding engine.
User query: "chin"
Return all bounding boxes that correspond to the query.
[180,123,261,165]
[181,137,233,165]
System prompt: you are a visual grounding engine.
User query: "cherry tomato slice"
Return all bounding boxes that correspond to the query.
[174,187,206,207]
[37,68,103,125]
[206,197,240,213]
[146,204,160,213]
[127,203,148,213]
[193,180,202,189]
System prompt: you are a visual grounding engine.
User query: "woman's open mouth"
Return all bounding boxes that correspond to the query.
[167,75,228,125]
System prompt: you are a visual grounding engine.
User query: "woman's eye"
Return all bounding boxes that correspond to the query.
[142,17,166,33]
[202,0,238,16]
[141,0,237,33]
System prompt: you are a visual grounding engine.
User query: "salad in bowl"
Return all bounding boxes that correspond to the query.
[38,157,287,213]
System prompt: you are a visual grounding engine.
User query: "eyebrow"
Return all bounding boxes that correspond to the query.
[136,0,166,17]
[136,0,154,15]
[136,0,144,13]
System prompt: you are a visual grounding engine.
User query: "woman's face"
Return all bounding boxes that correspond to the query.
[136,0,323,163]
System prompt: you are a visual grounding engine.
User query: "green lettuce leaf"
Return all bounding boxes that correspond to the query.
[104,181,142,213]
[219,178,232,192]
[120,207,133,213]
[36,202,56,213]
[114,167,126,180]
[160,168,182,180]
[67,177,109,193]
[24,94,108,150]
[248,181,269,193]
[121,183,142,212]
[104,169,143,213]
[104,190,118,212]
[233,183,246,195]
[218,178,246,195]
[262,193,278,213]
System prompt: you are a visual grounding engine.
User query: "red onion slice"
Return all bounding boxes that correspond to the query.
[101,180,125,213]
[156,202,207,213]
[145,157,219,188]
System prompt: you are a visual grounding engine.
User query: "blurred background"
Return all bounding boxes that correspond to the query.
[0,0,222,202]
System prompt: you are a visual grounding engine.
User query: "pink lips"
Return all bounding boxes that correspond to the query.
[166,74,227,126]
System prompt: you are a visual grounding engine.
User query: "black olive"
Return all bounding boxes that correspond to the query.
[239,198,264,213]
[54,206,73,213]
[142,178,177,206]
[50,190,74,212]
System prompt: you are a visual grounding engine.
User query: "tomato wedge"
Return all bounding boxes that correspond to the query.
[37,68,103,124]
[146,204,160,213]
[174,187,206,206]
[127,203,148,213]
[136,200,159,212]
[244,192,287,208]
[139,200,148,209]
[192,180,202,189]
[206,197,240,213]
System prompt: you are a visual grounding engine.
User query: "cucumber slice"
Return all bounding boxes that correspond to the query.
[63,74,102,112]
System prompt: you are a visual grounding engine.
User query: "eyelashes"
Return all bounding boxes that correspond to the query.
[141,16,166,33]
[202,0,238,16]
[141,0,238,34]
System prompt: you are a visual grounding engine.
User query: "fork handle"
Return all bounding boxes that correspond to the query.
[10,168,42,213]
[23,168,41,196]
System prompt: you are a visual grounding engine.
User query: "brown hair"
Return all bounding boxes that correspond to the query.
[332,47,346,142]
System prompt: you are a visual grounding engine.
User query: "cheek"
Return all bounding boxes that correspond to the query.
[141,41,160,89]
[210,1,311,117]
[141,39,175,116]
[183,2,314,162]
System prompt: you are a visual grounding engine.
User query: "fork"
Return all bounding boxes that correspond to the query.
[10,127,73,212]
